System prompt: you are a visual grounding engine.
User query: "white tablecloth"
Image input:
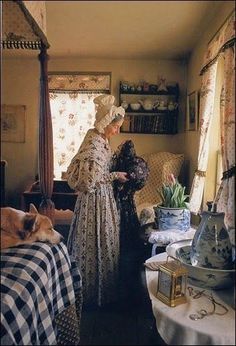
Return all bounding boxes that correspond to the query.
[145,252,235,345]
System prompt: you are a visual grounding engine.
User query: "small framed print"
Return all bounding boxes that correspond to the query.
[1,105,26,143]
[187,91,198,131]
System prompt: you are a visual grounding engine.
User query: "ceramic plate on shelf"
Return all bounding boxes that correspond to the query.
[166,239,235,290]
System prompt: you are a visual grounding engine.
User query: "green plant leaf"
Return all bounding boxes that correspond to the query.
[159,179,189,209]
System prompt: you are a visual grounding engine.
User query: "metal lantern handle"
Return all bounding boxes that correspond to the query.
[166,255,182,266]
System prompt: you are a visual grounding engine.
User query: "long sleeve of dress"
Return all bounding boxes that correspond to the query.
[76,159,118,193]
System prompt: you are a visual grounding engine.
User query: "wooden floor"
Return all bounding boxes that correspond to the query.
[79,264,166,346]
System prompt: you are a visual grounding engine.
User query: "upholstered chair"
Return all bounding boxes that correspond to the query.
[134,151,184,226]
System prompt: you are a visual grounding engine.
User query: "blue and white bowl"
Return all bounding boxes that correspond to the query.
[166,239,235,290]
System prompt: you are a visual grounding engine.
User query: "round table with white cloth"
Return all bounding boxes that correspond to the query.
[145,252,235,345]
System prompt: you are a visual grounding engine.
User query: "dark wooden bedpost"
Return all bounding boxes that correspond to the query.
[38,44,55,223]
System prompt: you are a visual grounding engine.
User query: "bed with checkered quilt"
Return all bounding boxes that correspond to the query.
[1,242,82,345]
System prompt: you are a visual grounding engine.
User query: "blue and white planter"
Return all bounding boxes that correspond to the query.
[154,206,191,232]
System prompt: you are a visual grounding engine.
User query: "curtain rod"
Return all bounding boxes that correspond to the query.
[208,7,235,45]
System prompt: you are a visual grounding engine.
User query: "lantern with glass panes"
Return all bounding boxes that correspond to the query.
[156,256,188,307]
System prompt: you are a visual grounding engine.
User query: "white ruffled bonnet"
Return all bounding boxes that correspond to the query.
[93,94,125,133]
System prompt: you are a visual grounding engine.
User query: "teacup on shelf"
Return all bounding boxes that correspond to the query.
[168,102,178,111]
[130,103,141,111]
[157,101,167,110]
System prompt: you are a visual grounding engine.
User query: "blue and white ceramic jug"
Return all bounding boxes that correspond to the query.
[190,204,233,269]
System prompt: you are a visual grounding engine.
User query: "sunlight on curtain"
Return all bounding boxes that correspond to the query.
[49,92,101,180]
[189,63,218,213]
[189,11,235,217]
[202,56,223,208]
[214,45,235,230]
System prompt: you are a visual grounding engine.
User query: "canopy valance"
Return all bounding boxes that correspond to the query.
[200,10,235,75]
[1,0,49,50]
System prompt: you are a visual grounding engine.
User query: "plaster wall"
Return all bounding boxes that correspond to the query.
[2,57,40,207]
[2,57,187,207]
[49,58,188,154]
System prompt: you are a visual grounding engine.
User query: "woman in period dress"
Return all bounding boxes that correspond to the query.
[66,94,128,307]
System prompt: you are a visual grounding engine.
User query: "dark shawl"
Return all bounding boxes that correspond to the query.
[111,140,149,252]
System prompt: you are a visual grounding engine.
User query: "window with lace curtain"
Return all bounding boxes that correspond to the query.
[48,72,111,180]
[189,10,234,230]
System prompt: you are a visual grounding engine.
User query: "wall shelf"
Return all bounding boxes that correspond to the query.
[119,82,179,134]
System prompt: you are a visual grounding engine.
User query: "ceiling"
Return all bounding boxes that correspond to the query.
[3,1,227,60]
[45,0,225,60]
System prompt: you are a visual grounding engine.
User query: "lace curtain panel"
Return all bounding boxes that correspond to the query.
[214,46,235,230]
[50,92,102,180]
[48,73,111,180]
[189,11,235,230]
[189,63,218,213]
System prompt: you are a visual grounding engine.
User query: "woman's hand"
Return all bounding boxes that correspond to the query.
[117,172,129,183]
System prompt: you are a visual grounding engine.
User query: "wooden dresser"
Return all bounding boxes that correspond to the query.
[22,180,78,212]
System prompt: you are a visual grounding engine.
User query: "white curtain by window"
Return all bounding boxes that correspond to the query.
[189,63,218,213]
[214,45,235,230]
[189,11,235,225]
[50,92,101,180]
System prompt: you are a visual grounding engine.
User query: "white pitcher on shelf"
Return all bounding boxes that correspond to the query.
[157,100,167,110]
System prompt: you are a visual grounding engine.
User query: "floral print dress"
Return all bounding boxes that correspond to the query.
[67,129,120,307]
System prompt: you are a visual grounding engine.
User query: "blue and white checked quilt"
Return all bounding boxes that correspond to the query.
[1,242,82,345]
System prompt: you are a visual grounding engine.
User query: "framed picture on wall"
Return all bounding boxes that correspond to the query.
[1,105,26,142]
[186,91,198,131]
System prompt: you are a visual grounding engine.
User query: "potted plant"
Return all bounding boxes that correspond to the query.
[154,174,190,231]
